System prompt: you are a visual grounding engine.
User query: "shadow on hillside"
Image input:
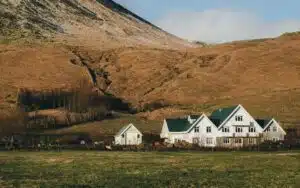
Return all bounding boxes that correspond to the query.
[17,88,136,113]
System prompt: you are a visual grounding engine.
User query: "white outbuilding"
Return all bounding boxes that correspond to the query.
[114,123,142,145]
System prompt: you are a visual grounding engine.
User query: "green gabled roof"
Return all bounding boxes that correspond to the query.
[166,118,192,132]
[209,105,238,127]
[209,118,221,127]
[255,119,271,129]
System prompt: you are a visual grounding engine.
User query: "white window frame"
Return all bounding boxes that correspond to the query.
[249,138,253,144]
[206,138,213,145]
[235,115,243,122]
[249,138,255,144]
[235,138,242,144]
[192,137,199,144]
[249,127,256,133]
[235,127,243,133]
[223,138,230,144]
[206,126,212,133]
[222,127,230,132]
[194,127,200,133]
[272,126,277,132]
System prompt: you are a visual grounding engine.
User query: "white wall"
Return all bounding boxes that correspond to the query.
[160,120,169,139]
[166,116,218,147]
[115,126,142,145]
[219,106,263,138]
[263,120,285,141]
[160,105,286,148]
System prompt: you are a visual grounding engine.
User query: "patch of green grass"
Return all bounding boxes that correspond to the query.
[46,114,161,139]
[0,151,299,188]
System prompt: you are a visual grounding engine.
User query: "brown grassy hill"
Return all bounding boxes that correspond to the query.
[87,35,300,123]
[1,0,300,131]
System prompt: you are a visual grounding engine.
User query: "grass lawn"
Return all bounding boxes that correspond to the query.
[1,151,300,188]
[46,114,161,140]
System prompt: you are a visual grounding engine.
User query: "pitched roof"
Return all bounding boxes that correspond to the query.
[209,118,222,127]
[115,123,141,136]
[116,125,129,136]
[209,105,238,127]
[165,118,192,132]
[255,119,272,129]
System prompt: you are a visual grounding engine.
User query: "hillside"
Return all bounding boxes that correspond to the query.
[0,0,192,48]
[1,0,300,132]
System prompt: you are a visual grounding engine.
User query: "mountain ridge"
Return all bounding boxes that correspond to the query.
[1,0,300,127]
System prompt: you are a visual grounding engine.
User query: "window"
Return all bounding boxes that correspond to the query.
[174,139,179,143]
[235,138,242,144]
[235,127,243,133]
[122,134,125,138]
[222,127,230,132]
[194,127,199,133]
[250,121,254,126]
[206,138,213,144]
[272,137,278,142]
[223,138,230,144]
[193,137,199,144]
[137,134,140,138]
[273,126,277,132]
[266,127,271,132]
[206,127,212,133]
[249,127,256,133]
[249,138,255,144]
[235,115,243,122]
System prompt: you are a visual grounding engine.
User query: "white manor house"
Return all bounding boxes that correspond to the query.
[160,104,286,148]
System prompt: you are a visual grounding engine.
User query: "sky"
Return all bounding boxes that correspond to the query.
[114,0,300,43]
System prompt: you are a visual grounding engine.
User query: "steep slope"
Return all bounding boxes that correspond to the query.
[1,0,300,126]
[69,34,300,123]
[0,0,193,49]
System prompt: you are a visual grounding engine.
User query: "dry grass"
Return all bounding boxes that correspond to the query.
[46,113,161,139]
[1,1,300,125]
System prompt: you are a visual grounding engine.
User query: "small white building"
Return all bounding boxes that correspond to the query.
[256,118,286,141]
[114,123,142,145]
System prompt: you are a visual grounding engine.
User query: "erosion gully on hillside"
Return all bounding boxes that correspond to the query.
[1,0,300,125]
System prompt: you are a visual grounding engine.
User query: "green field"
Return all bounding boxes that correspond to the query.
[1,151,300,188]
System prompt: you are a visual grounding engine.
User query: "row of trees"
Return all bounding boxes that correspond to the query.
[17,79,96,112]
[0,79,107,137]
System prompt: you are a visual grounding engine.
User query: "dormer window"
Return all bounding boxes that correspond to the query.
[235,116,243,121]
[194,127,199,133]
